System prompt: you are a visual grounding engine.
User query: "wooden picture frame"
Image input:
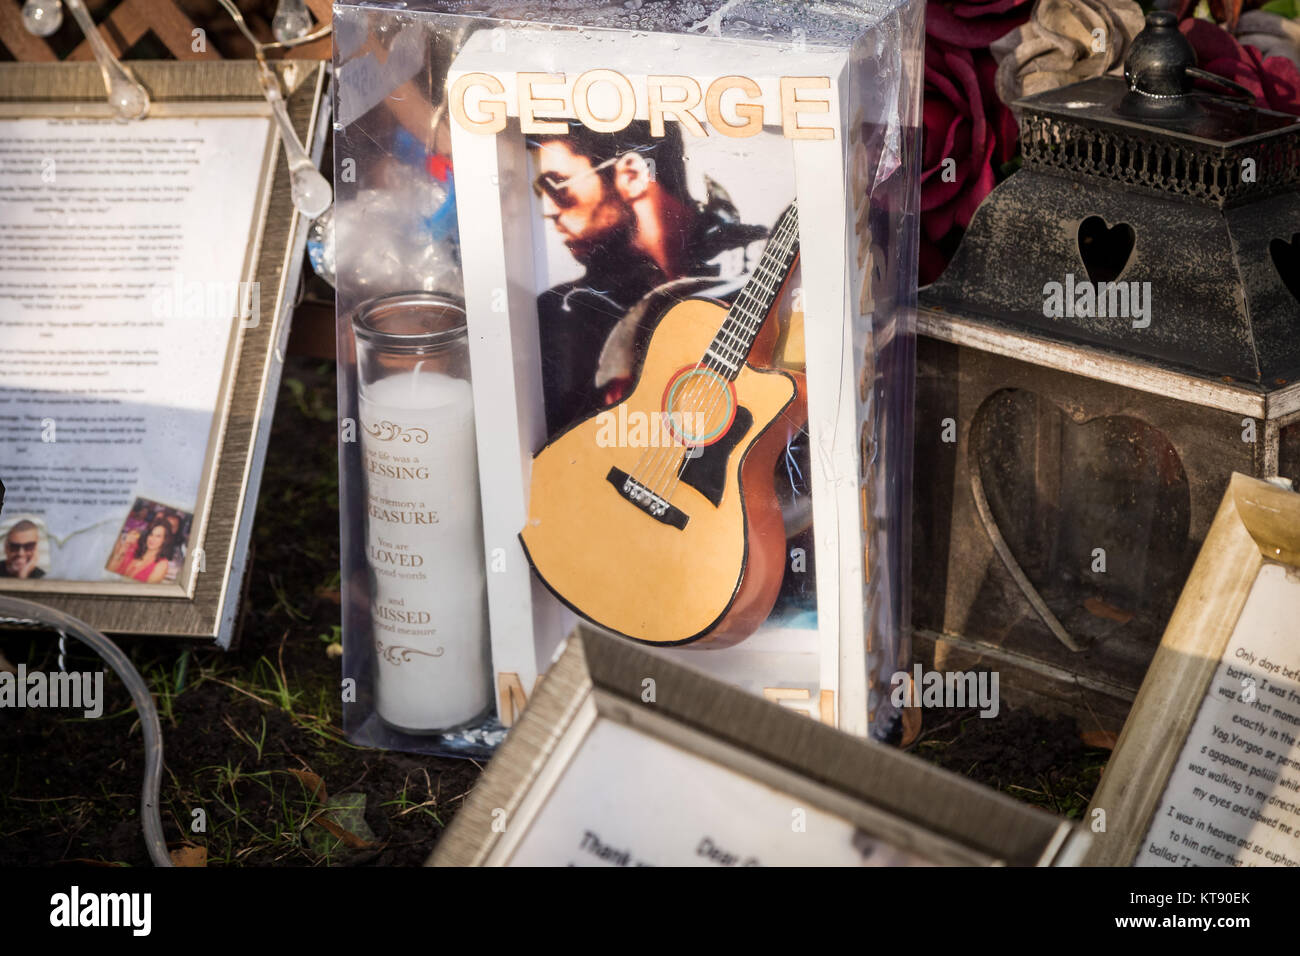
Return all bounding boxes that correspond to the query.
[0,60,329,644]
[430,623,1088,867]
[1086,472,1300,866]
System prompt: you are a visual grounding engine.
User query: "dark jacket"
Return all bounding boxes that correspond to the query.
[536,182,768,438]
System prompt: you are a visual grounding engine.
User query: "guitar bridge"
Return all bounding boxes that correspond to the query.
[607,468,689,530]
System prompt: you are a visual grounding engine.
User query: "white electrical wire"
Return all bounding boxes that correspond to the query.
[0,596,172,867]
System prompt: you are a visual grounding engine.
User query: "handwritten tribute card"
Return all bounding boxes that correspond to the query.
[505,718,930,867]
[1137,563,1300,867]
[0,114,271,586]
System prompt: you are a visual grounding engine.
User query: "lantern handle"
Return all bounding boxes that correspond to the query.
[1182,67,1257,106]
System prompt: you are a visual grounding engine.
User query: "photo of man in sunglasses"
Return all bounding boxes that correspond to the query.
[529,119,768,438]
[1,519,46,579]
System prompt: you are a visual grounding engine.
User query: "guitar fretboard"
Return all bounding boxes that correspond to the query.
[702,203,800,382]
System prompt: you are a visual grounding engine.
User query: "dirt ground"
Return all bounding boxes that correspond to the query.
[0,357,1110,866]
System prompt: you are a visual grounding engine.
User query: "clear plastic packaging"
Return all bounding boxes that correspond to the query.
[334,0,924,755]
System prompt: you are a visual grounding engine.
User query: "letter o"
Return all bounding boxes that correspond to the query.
[573,70,636,133]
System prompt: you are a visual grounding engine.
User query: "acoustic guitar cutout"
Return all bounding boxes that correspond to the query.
[520,202,807,647]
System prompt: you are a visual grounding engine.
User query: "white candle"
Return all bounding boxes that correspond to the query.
[358,367,491,732]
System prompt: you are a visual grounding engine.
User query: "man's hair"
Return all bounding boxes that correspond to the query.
[530,119,691,205]
[5,519,38,539]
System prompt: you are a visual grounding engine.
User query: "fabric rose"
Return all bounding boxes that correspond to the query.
[989,0,1147,105]
[1182,17,1300,115]
[928,0,1034,49]
[1235,10,1300,68]
[921,38,1020,284]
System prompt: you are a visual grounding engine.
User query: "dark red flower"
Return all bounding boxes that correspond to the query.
[928,0,1034,49]
[1181,18,1300,115]
[921,36,1020,284]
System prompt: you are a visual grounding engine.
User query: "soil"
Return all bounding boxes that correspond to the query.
[0,357,1110,866]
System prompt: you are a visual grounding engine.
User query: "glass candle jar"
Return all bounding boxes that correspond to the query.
[352,292,491,733]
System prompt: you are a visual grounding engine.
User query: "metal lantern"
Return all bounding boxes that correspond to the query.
[913,12,1300,731]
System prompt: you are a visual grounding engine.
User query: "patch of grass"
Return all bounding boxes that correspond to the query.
[1,358,479,866]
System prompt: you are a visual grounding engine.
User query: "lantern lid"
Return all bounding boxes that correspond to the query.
[1018,76,1300,148]
[1011,9,1300,209]
[919,12,1300,386]
[1014,76,1300,209]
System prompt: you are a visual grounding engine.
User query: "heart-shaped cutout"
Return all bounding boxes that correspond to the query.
[1077,216,1135,284]
[972,389,1190,646]
[1270,233,1300,305]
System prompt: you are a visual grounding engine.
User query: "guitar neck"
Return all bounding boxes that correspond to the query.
[704,203,800,381]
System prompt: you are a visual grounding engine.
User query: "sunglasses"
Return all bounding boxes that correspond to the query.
[532,154,624,209]
[5,540,36,553]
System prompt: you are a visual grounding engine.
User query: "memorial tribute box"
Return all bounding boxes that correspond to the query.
[333,0,923,755]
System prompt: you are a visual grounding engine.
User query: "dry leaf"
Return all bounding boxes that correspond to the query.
[899,706,924,749]
[289,768,328,803]
[1083,597,1134,624]
[313,814,373,849]
[1081,730,1119,750]
[306,792,378,854]
[169,846,208,867]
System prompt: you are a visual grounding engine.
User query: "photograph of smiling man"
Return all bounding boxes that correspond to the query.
[0,518,46,580]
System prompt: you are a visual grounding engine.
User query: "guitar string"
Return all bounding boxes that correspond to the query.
[646,213,797,502]
[622,228,779,489]
[637,230,785,498]
[660,218,797,503]
[647,212,798,503]
[627,211,791,495]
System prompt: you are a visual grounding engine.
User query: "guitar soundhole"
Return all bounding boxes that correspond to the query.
[663,365,737,447]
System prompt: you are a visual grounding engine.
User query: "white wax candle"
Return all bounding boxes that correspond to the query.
[358,368,491,732]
